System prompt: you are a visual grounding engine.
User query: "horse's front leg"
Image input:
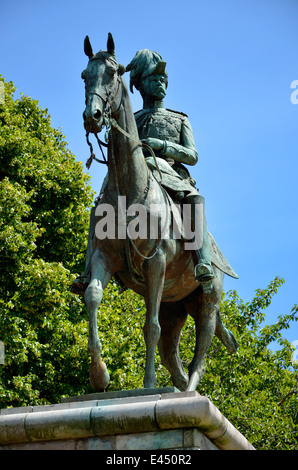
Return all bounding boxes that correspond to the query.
[143,248,166,389]
[84,247,114,391]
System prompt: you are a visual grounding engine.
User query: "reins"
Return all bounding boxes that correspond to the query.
[85,117,162,183]
[85,132,108,169]
[84,68,166,263]
[109,117,163,182]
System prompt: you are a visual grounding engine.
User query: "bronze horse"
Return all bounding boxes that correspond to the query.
[81,33,239,392]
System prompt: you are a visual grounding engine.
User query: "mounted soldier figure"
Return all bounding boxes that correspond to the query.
[126,49,214,290]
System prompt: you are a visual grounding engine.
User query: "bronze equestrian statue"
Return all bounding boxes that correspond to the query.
[73,33,239,392]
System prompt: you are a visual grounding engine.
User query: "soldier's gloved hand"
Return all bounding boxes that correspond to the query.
[143,137,164,151]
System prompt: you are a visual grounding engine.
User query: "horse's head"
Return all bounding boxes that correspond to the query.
[81,33,125,134]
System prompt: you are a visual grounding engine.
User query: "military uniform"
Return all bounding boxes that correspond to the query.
[135,107,199,197]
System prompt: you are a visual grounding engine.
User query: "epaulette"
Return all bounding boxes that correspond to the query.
[166,108,188,118]
[134,108,188,118]
[134,109,147,116]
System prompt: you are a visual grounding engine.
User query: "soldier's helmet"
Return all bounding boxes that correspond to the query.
[126,49,168,93]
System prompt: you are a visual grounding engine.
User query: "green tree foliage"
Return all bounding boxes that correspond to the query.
[0,77,297,449]
[0,76,94,404]
[176,277,298,450]
[0,77,93,281]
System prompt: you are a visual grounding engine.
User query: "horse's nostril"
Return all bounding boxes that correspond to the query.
[94,110,102,121]
[83,111,86,121]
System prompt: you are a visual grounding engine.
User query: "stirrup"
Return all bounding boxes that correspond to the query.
[194,260,215,283]
[195,262,214,294]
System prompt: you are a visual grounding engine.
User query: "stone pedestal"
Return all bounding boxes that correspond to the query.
[0,388,255,450]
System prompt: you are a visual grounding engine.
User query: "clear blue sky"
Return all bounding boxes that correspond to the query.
[1,0,297,351]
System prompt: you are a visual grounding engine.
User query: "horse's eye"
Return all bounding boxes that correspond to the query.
[108,68,116,77]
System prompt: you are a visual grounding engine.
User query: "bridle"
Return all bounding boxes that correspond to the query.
[84,68,162,181]
[86,74,121,170]
[85,73,122,169]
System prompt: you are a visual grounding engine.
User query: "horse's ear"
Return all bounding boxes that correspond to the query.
[84,35,94,59]
[107,32,115,55]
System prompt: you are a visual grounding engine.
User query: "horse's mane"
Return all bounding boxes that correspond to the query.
[91,50,117,66]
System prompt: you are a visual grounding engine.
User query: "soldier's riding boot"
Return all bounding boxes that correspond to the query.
[185,194,214,293]
[71,206,95,296]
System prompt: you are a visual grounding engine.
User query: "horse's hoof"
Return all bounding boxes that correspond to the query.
[226,329,240,354]
[143,376,157,389]
[90,355,110,391]
[186,367,205,391]
[175,376,189,392]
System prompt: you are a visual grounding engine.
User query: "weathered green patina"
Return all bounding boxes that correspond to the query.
[73,34,239,393]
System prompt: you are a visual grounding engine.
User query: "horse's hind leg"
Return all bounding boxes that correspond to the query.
[84,248,115,391]
[186,300,217,391]
[158,301,189,391]
[143,248,166,389]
